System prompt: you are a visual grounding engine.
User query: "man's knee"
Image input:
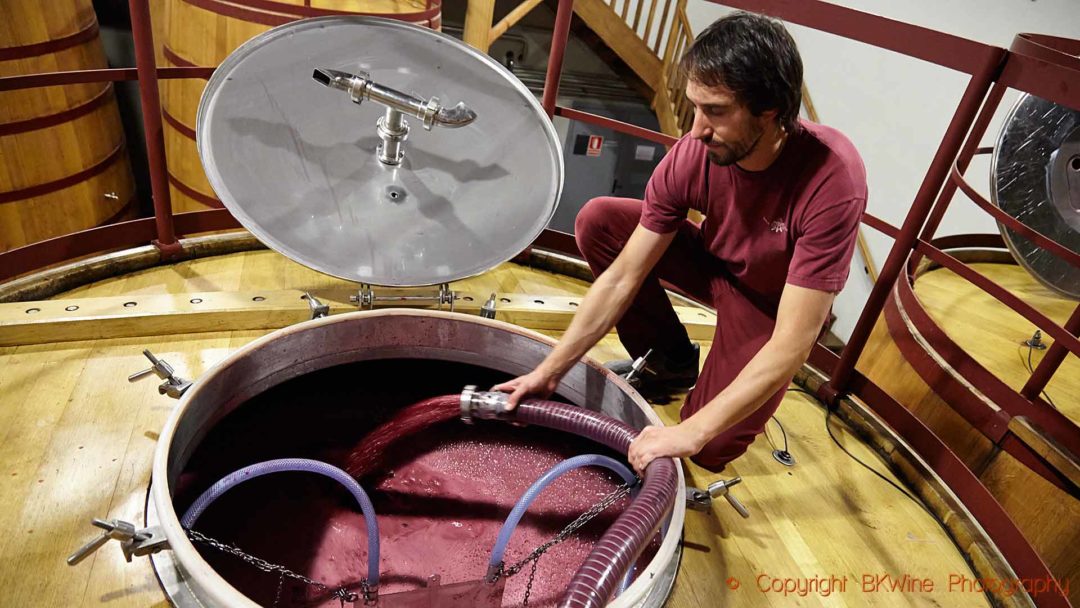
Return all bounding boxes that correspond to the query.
[691,436,752,472]
[573,196,618,252]
[684,399,779,471]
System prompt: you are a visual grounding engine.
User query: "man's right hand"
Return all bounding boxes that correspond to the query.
[492,367,562,410]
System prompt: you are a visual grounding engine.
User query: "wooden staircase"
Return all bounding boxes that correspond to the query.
[571,0,694,136]
[464,0,695,137]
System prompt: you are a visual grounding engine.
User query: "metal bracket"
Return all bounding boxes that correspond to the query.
[685,477,750,518]
[772,450,797,466]
[1023,330,1048,350]
[480,292,497,319]
[623,348,654,384]
[128,349,191,399]
[67,518,169,565]
[302,292,329,319]
[350,283,456,311]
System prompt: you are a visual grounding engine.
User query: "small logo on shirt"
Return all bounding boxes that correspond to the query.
[764,218,787,234]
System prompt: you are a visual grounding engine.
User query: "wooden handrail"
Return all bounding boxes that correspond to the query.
[489,0,545,44]
[656,2,693,135]
[464,0,694,134]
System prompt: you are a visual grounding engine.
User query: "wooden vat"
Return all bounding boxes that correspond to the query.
[0,237,1011,607]
[159,0,442,212]
[859,259,1079,606]
[0,0,136,252]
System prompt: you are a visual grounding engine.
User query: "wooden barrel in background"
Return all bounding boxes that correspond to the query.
[859,260,1080,605]
[0,0,136,252]
[159,0,442,213]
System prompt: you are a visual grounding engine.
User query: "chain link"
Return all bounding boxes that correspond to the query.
[187,528,363,606]
[188,480,635,608]
[498,481,636,606]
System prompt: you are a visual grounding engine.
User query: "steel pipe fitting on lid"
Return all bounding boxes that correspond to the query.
[313,67,477,165]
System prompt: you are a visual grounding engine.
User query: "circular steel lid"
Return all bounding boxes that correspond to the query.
[197,17,563,286]
[991,93,1080,299]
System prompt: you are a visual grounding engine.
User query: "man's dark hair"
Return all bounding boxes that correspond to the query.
[679,12,803,131]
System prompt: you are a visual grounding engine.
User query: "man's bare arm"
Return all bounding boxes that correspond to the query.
[496,224,676,407]
[628,283,835,471]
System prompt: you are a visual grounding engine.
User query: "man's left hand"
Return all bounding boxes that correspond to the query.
[628,423,706,474]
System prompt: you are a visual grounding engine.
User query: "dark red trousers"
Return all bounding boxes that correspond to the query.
[575,196,786,471]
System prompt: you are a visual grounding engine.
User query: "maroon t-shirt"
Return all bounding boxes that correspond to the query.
[641,120,867,307]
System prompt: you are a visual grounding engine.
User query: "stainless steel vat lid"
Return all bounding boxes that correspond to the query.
[197,16,563,287]
[991,93,1079,299]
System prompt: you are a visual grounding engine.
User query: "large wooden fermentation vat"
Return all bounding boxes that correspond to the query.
[860,257,1079,605]
[0,240,1002,608]
[2,1,1076,605]
[158,0,442,212]
[0,0,136,252]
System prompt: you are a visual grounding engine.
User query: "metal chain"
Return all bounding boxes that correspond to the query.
[499,481,636,606]
[188,481,635,608]
[274,572,286,608]
[187,528,362,606]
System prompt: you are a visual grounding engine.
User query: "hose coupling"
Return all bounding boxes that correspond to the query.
[461,385,512,424]
[360,581,379,606]
[485,562,503,583]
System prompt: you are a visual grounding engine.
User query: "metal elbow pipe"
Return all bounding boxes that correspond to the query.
[434,102,477,128]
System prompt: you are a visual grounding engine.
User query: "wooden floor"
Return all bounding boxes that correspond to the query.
[0,249,992,607]
[915,262,1078,424]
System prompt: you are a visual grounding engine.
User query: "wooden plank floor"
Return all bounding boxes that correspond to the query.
[0,250,991,607]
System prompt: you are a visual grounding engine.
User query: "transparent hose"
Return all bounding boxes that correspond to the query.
[181,458,381,586]
[488,454,637,571]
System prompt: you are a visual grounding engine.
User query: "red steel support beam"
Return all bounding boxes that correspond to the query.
[555,106,678,146]
[542,0,575,116]
[825,48,1006,399]
[1021,304,1080,401]
[129,0,183,259]
[918,83,1007,244]
[0,66,213,91]
[712,0,999,75]
[0,211,241,283]
[1001,33,1080,111]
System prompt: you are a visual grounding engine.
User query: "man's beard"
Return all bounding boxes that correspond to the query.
[703,122,764,166]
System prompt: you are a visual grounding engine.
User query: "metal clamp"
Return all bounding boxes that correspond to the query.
[67,518,169,565]
[686,477,750,518]
[302,292,330,319]
[480,292,498,319]
[624,348,653,384]
[128,349,191,399]
[350,283,456,311]
[1023,330,1047,350]
[460,384,512,424]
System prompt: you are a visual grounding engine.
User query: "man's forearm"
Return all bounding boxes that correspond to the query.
[538,269,640,377]
[682,338,810,444]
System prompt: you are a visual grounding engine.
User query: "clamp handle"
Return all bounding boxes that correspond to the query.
[67,518,136,565]
[480,292,498,319]
[708,476,750,518]
[129,349,192,399]
[624,348,654,384]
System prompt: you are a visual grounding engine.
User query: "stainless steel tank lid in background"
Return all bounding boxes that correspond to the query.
[197,16,564,287]
[991,93,1080,299]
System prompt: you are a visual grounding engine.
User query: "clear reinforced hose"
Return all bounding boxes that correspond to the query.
[462,391,680,608]
[488,454,637,574]
[180,458,381,587]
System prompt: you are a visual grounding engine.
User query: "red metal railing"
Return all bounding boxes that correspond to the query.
[0,1,1077,604]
